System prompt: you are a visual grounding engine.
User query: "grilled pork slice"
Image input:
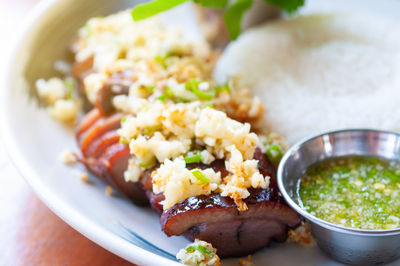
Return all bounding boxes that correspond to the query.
[159,150,300,257]
[161,188,300,257]
[77,109,148,205]
[95,70,134,115]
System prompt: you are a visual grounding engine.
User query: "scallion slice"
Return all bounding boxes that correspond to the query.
[186,245,213,257]
[139,159,156,169]
[190,169,209,184]
[213,84,231,95]
[64,78,75,99]
[184,154,202,164]
[266,143,283,164]
[185,79,213,100]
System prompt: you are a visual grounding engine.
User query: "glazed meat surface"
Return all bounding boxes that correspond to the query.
[76,109,300,257]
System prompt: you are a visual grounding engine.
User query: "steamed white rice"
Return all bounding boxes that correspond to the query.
[214,13,400,144]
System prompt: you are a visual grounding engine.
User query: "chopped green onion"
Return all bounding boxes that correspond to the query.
[142,124,162,135]
[64,78,75,99]
[154,55,169,68]
[145,86,155,93]
[119,136,129,145]
[186,245,213,257]
[203,104,214,109]
[184,154,202,164]
[213,84,231,95]
[157,95,166,102]
[190,169,209,184]
[266,143,283,164]
[157,87,178,102]
[185,79,213,100]
[139,159,156,169]
[121,116,127,123]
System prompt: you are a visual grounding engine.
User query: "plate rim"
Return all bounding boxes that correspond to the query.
[0,0,181,265]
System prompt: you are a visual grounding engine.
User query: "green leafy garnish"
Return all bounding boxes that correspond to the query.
[190,169,209,184]
[139,158,156,169]
[186,245,213,257]
[131,0,304,40]
[223,0,253,40]
[184,153,202,164]
[213,83,230,95]
[194,0,229,9]
[132,0,188,21]
[265,143,283,164]
[142,124,163,135]
[145,86,155,93]
[185,79,213,100]
[121,116,127,123]
[154,54,169,68]
[64,78,75,99]
[265,0,305,12]
[157,87,178,102]
[157,95,166,102]
[119,136,129,145]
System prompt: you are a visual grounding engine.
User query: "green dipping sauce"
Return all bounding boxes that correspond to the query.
[297,156,400,230]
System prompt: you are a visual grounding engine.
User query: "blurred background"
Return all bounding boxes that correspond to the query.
[0,1,133,265]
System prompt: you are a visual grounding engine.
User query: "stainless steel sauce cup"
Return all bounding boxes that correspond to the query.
[277,129,400,265]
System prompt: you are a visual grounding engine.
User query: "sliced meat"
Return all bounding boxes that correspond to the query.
[77,108,148,205]
[95,70,135,115]
[86,130,120,158]
[184,218,287,257]
[159,151,300,257]
[76,110,300,257]
[78,113,123,157]
[161,188,300,257]
[76,108,101,139]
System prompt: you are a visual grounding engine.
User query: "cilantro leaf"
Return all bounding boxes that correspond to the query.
[193,0,229,9]
[131,0,305,39]
[264,0,305,13]
[132,0,189,21]
[223,0,253,40]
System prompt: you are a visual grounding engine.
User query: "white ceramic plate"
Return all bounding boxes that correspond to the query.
[2,0,400,265]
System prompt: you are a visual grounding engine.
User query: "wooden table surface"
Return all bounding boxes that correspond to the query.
[0,1,133,265]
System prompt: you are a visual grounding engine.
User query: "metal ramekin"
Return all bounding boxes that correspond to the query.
[277,129,400,265]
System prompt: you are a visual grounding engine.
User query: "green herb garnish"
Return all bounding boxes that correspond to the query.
[186,245,213,257]
[154,54,169,68]
[142,124,163,135]
[185,79,213,100]
[157,95,166,102]
[145,86,155,93]
[139,158,156,169]
[265,143,282,164]
[193,0,229,9]
[223,0,253,39]
[132,0,188,21]
[213,84,230,95]
[184,153,202,164]
[64,78,75,99]
[132,0,304,40]
[119,136,129,145]
[190,169,209,184]
[121,116,127,123]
